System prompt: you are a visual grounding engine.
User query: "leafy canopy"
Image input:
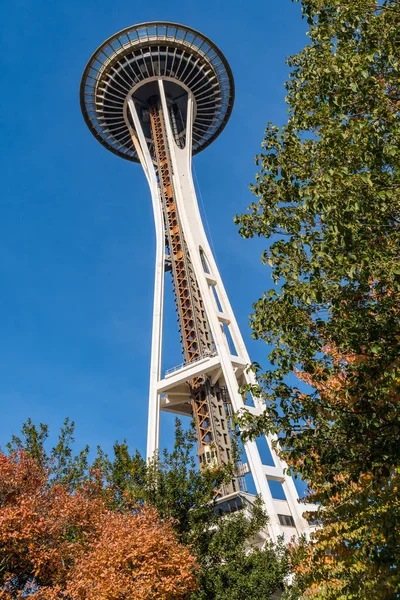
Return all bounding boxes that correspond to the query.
[4,418,290,600]
[235,1,400,598]
[0,449,196,600]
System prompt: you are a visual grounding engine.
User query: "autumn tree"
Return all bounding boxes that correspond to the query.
[5,418,290,599]
[0,449,197,599]
[101,422,290,600]
[235,1,400,598]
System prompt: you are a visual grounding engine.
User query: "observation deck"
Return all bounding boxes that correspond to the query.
[80,22,234,162]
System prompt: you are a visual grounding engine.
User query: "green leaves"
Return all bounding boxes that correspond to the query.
[236,0,400,597]
[6,417,90,489]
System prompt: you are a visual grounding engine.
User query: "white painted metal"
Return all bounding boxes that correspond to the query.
[127,79,312,542]
[127,99,165,460]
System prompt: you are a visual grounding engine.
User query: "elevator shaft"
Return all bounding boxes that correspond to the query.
[148,97,240,495]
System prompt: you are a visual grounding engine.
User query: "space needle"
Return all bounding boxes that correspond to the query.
[80,22,313,541]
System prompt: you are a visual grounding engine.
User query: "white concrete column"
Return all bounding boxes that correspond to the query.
[128,99,165,460]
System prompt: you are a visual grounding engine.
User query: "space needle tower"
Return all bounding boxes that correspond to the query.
[81,22,312,541]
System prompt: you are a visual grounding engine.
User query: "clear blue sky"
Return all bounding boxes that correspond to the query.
[0,0,308,481]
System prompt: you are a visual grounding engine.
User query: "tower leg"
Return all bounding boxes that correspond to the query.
[127,98,165,460]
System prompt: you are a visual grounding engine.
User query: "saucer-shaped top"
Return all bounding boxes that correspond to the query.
[80,22,235,162]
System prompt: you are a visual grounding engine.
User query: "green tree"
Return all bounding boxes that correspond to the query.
[192,498,288,600]
[7,417,90,488]
[100,421,224,541]
[235,1,400,598]
[104,422,290,599]
[5,419,290,599]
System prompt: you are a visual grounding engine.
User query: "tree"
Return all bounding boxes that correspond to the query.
[191,498,289,600]
[235,1,400,598]
[106,424,290,600]
[4,419,290,599]
[116,423,289,600]
[0,449,197,599]
[7,417,91,489]
[77,420,291,600]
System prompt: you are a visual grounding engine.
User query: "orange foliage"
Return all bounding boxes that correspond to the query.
[288,343,400,597]
[0,451,197,599]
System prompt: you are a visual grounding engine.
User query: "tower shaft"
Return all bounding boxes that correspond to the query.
[149,99,211,362]
[149,97,239,495]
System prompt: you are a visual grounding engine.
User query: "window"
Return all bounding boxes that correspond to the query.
[278,514,296,527]
[214,495,243,516]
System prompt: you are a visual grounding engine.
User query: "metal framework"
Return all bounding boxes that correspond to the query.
[81,21,315,540]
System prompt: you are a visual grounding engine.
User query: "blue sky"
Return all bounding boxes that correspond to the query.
[0,0,308,486]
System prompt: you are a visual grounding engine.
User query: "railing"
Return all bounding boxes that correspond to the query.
[164,351,217,377]
[237,462,250,477]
